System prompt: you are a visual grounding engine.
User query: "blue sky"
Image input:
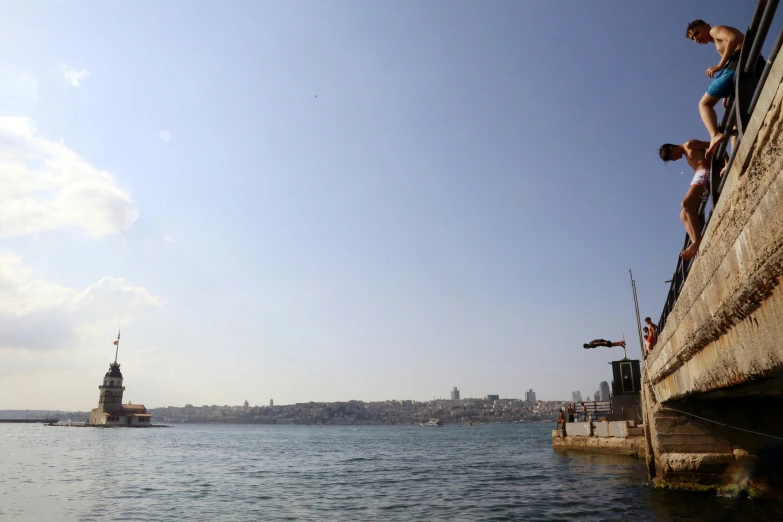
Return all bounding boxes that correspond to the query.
[1,1,779,409]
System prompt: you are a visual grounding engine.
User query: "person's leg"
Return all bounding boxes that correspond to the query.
[699,93,726,157]
[680,184,704,259]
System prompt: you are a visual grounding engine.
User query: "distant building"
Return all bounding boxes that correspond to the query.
[485,394,500,401]
[270,399,274,407]
[451,387,460,401]
[571,391,582,403]
[244,400,249,408]
[524,389,537,406]
[599,381,611,401]
[88,338,151,426]
[594,390,601,401]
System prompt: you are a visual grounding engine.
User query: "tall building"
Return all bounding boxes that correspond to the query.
[485,394,500,401]
[88,335,151,426]
[525,389,537,406]
[599,381,611,401]
[594,390,601,401]
[571,391,582,402]
[270,399,274,407]
[244,400,249,408]
[450,386,460,401]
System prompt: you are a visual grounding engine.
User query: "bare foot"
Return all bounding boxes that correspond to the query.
[680,241,700,260]
[706,133,727,158]
[720,163,728,177]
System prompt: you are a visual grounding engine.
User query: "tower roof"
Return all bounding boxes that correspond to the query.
[105,362,123,378]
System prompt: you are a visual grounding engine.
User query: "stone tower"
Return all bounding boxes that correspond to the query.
[98,362,126,410]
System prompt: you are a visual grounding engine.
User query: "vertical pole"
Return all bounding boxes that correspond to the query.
[630,270,657,481]
[629,270,645,358]
[114,330,120,364]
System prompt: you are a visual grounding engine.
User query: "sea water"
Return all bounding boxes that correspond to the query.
[1,423,781,521]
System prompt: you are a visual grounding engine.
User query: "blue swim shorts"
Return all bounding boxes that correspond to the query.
[707,66,735,98]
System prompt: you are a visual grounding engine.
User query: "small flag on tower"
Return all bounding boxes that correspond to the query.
[113,340,119,345]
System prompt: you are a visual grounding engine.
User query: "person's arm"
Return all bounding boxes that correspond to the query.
[707,26,744,77]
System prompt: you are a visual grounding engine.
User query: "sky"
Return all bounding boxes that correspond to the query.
[1,1,780,410]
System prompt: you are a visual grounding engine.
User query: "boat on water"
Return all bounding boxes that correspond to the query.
[420,419,443,427]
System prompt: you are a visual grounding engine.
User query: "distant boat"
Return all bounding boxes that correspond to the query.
[420,419,443,427]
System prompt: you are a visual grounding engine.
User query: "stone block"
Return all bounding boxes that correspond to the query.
[609,421,630,438]
[552,429,564,438]
[627,427,643,437]
[565,422,591,436]
[594,422,610,437]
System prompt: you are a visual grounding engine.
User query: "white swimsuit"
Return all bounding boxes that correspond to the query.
[691,168,710,186]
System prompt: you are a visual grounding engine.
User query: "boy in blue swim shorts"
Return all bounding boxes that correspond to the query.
[686,20,748,159]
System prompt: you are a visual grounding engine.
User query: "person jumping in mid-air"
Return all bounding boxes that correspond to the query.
[583,339,626,349]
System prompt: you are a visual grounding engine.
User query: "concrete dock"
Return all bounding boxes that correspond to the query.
[552,421,646,459]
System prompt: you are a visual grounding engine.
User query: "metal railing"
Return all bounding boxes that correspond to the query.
[658,0,783,335]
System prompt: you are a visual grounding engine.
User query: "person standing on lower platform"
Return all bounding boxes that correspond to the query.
[556,409,566,431]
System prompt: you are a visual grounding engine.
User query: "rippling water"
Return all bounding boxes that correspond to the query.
[2,423,782,521]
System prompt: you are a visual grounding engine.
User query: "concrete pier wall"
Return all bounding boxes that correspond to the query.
[643,48,783,488]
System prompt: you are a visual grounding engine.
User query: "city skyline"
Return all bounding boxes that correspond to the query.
[2,381,608,412]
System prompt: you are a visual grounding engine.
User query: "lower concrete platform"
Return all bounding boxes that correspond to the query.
[552,433,647,458]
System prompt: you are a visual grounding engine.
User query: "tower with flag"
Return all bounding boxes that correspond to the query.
[88,331,152,426]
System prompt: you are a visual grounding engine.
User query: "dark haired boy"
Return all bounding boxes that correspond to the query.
[685,20,745,158]
[658,139,711,259]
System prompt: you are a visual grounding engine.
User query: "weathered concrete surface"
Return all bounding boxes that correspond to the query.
[552,435,646,458]
[655,453,736,486]
[609,421,632,438]
[565,422,591,436]
[646,54,783,401]
[641,49,783,489]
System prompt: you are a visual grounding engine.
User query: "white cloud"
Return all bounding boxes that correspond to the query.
[0,116,138,238]
[61,65,90,87]
[0,253,165,409]
[158,129,171,142]
[0,252,164,352]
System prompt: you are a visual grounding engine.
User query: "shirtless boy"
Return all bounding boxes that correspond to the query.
[686,20,745,158]
[659,139,711,259]
[644,317,658,345]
